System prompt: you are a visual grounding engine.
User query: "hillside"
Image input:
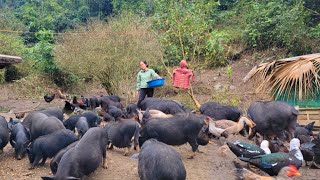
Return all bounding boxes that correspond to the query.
[0,55,319,180]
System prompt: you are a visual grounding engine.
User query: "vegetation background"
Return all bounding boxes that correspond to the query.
[0,0,320,107]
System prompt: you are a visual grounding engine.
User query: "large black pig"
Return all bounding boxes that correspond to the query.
[138,139,186,180]
[100,95,123,111]
[27,129,77,169]
[63,111,99,131]
[125,103,139,119]
[104,119,140,155]
[199,101,241,121]
[89,96,100,110]
[39,107,64,122]
[41,127,108,180]
[50,141,78,175]
[248,101,299,141]
[108,105,126,121]
[139,113,210,158]
[10,123,30,159]
[22,112,65,141]
[0,116,9,153]
[139,98,186,115]
[75,117,89,138]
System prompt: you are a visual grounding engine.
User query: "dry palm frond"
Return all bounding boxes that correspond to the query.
[244,53,320,100]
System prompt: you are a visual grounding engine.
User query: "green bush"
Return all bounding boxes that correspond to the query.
[152,0,224,68]
[4,65,23,82]
[55,13,163,95]
[242,1,311,55]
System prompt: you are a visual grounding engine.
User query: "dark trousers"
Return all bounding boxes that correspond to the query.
[137,88,154,109]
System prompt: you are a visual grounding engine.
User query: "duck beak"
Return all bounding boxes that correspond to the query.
[294,172,302,177]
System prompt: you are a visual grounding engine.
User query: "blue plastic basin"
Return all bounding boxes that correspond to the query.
[147,78,165,88]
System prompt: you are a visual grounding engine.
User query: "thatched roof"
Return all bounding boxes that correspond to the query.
[243,53,320,100]
[0,54,22,69]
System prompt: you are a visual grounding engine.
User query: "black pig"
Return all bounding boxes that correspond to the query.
[139,113,209,158]
[41,127,108,179]
[138,139,186,180]
[10,123,30,159]
[27,129,77,169]
[104,119,140,155]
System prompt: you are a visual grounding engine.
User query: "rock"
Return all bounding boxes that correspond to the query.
[214,83,223,91]
[229,85,236,90]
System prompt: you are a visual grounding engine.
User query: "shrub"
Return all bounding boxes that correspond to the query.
[242,1,311,55]
[4,65,23,82]
[55,13,163,95]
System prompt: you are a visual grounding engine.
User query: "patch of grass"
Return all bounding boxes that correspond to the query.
[156,84,198,110]
[0,69,5,83]
[0,106,10,113]
[211,88,241,106]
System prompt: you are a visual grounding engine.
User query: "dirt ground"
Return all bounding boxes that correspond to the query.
[0,56,320,180]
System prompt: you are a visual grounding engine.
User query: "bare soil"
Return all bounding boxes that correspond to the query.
[0,56,319,180]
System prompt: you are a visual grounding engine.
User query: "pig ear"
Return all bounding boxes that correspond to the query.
[41,176,55,180]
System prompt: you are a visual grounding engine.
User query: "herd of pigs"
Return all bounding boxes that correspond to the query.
[0,95,319,179]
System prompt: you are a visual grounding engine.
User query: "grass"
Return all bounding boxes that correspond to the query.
[0,106,10,113]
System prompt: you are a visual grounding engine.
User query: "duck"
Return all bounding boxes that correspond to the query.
[208,117,228,138]
[269,139,289,153]
[233,161,301,180]
[296,134,312,144]
[300,142,315,166]
[214,116,256,136]
[227,140,271,159]
[312,133,320,168]
[295,121,315,137]
[239,138,303,176]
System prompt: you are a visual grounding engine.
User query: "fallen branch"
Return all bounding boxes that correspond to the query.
[23,172,35,176]
[187,85,201,109]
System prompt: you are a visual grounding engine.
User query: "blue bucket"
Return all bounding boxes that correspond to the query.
[147,78,165,88]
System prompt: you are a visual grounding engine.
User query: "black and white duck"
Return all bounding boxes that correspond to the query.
[239,138,303,176]
[227,140,271,159]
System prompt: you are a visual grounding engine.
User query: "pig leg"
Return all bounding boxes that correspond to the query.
[196,149,204,153]
[124,135,132,156]
[107,140,113,149]
[102,158,108,169]
[187,137,198,159]
[30,155,42,169]
[188,152,196,159]
[132,125,140,152]
[40,156,47,165]
[124,147,130,156]
[135,144,140,152]
[102,147,108,169]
